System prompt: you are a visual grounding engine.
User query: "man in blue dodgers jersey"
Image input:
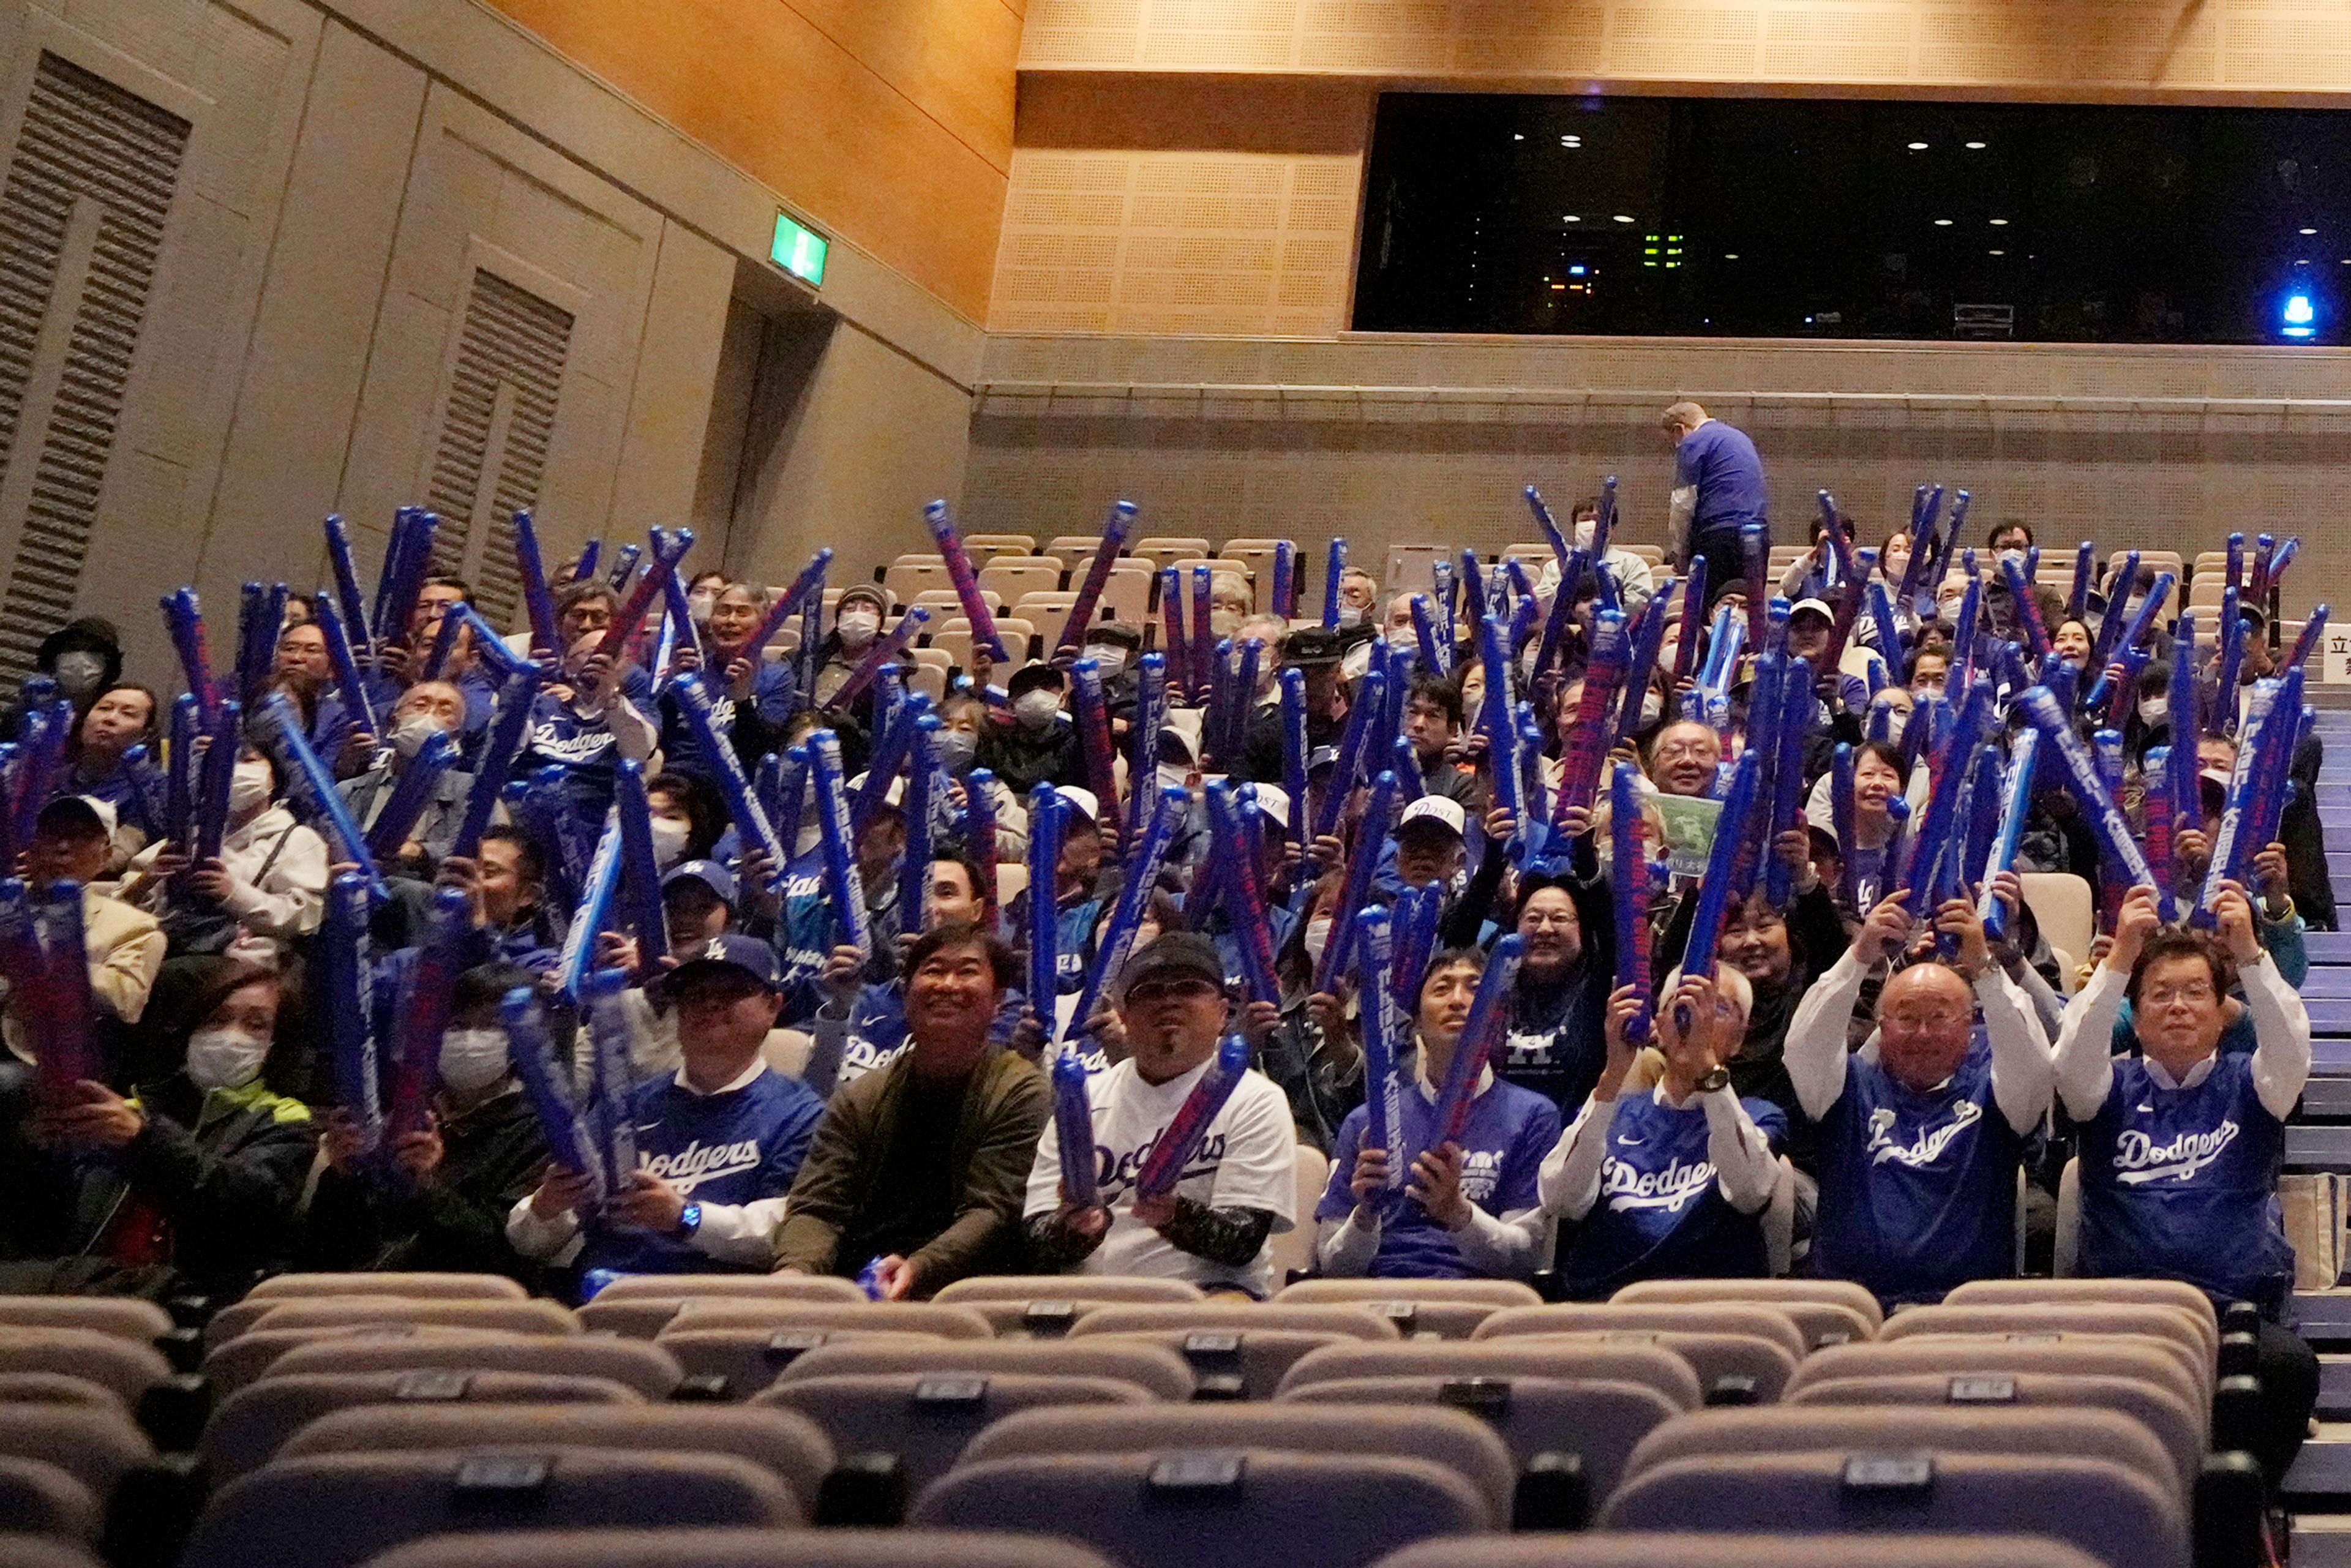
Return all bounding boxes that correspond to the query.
[519,626,661,831]
[505,933,822,1284]
[1540,968,1787,1298]
[1315,947,1562,1280]
[1026,932,1297,1297]
[1783,883,2054,1308]
[658,580,798,781]
[2057,880,2318,1482]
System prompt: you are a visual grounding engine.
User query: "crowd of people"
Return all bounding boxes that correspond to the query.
[0,405,2330,1461]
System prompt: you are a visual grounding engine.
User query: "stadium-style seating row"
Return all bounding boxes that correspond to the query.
[0,1272,2259,1568]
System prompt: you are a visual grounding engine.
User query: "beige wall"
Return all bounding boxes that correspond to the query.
[0,0,975,683]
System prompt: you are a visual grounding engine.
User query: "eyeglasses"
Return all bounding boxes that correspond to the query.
[1125,978,1220,1007]
[2143,982,2217,1008]
[1521,910,1580,930]
[1653,739,1717,762]
[1883,1007,1968,1032]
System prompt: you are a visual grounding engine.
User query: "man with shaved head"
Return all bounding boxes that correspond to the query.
[1662,399,1767,606]
[1782,881,2055,1308]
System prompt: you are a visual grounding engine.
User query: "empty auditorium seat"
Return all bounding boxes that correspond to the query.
[668,1302,993,1340]
[1789,1370,2203,1493]
[244,1274,529,1304]
[1620,1405,2179,1499]
[1129,538,1212,571]
[757,1371,1152,1501]
[576,1275,866,1338]
[1278,1338,1703,1414]
[1012,591,1082,650]
[181,1450,800,1568]
[0,1378,121,1412]
[0,1458,97,1545]
[0,1301,171,1345]
[280,1403,834,1509]
[1786,1340,2202,1428]
[1875,1304,2211,1396]
[1382,546,1446,596]
[0,1406,154,1512]
[206,1296,576,1349]
[361,1527,1117,1568]
[977,558,1065,601]
[883,558,951,602]
[1275,1280,1540,1340]
[651,1329,942,1399]
[1611,1277,1884,1340]
[0,1532,105,1568]
[1065,559,1155,626]
[1368,1532,2106,1568]
[1941,1279,2218,1353]
[1069,1304,1400,1398]
[1600,1449,2184,1568]
[1472,1305,1807,1401]
[1278,1374,1678,1501]
[1044,536,1104,563]
[929,1278,1204,1337]
[915,1449,1488,1568]
[0,1330,171,1407]
[253,1331,682,1400]
[197,1370,642,1483]
[772,1340,1196,1401]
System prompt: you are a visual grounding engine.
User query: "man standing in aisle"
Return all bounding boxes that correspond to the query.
[1662,400,1768,602]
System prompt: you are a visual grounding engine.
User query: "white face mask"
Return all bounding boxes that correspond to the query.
[389,714,445,760]
[229,760,272,816]
[438,1027,511,1094]
[1085,646,1128,679]
[936,728,978,771]
[1335,605,1366,630]
[836,609,880,649]
[1385,627,1419,651]
[649,817,691,869]
[2139,697,2168,725]
[687,590,716,624]
[1640,690,1665,726]
[52,651,106,699]
[1303,917,1333,965]
[1014,691,1060,730]
[186,1027,269,1091]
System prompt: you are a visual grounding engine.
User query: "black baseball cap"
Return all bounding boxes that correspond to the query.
[1284,626,1343,669]
[1114,930,1228,1002]
[661,932,784,992]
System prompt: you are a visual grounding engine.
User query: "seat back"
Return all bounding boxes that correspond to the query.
[0,1300,171,1343]
[1274,1280,1540,1341]
[929,1278,1204,1338]
[2019,874,2095,975]
[1011,591,1082,650]
[1070,1328,1356,1400]
[1130,538,1212,571]
[1278,1374,1676,1501]
[0,1406,153,1505]
[667,1302,993,1340]
[1382,546,1447,596]
[1278,1338,1702,1412]
[773,1340,1196,1401]
[1621,1406,2179,1499]
[757,1373,1150,1501]
[358,1528,1116,1568]
[197,1371,641,1484]
[280,1403,833,1508]
[651,1329,945,1400]
[1786,1340,2202,1426]
[261,1333,682,1399]
[1789,1371,2203,1493]
[0,1378,121,1412]
[1877,1305,2210,1395]
[1070,1304,1398,1343]
[883,560,951,604]
[1370,1532,2108,1568]
[244,1274,528,1303]
[1940,1280,2218,1354]
[180,1450,800,1568]
[1600,1449,2186,1568]
[0,1329,171,1405]
[915,1450,1488,1568]
[213,1299,577,1350]
[977,560,1066,601]
[1267,1146,1328,1283]
[1474,1303,1809,1362]
[1611,1276,1884,1332]
[0,1457,97,1545]
[953,1402,1515,1522]
[0,1532,105,1568]
[1483,1328,1798,1403]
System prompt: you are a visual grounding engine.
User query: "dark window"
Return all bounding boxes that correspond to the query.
[1353,93,2351,345]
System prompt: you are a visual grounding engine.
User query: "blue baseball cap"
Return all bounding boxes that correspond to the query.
[663,858,738,904]
[662,931,784,991]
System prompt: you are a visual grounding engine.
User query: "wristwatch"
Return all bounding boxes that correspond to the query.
[1695,1066,1731,1093]
[674,1202,703,1240]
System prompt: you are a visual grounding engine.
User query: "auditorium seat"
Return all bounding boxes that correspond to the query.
[950,1402,1516,1523]
[651,1329,942,1398]
[1788,1370,2203,1493]
[1367,1532,2106,1568]
[1610,1277,1884,1340]
[1278,1373,1678,1502]
[1619,1405,2180,1499]
[204,1296,576,1349]
[0,1532,104,1568]
[197,1370,642,1484]
[1129,538,1211,572]
[1875,1304,2212,1392]
[1472,1305,1807,1401]
[1599,1449,2184,1568]
[1270,1146,1330,1283]
[1070,1305,1399,1398]
[279,1403,834,1509]
[1275,1279,1540,1340]
[667,1302,992,1340]
[1785,1340,2203,1427]
[0,1330,171,1408]
[1011,591,1082,651]
[596,1276,870,1308]
[1278,1339,1703,1415]
[1382,546,1445,596]
[1044,536,1105,563]
[883,559,951,603]
[1065,558,1155,626]
[977,558,1065,601]
[244,1274,528,1304]
[756,1371,1152,1502]
[361,1527,1117,1568]
[0,1405,155,1514]
[929,1278,1204,1337]
[255,1331,682,1401]
[0,1379,121,1412]
[961,534,1037,563]
[0,1301,171,1345]
[915,1449,1488,1568]
[0,1458,97,1545]
[770,1339,1196,1402]
[181,1450,801,1568]
[1940,1279,2218,1354]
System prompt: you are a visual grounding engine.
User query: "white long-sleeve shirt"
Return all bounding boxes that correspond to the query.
[2053,953,2310,1125]
[1784,949,2054,1135]
[1538,1079,1779,1220]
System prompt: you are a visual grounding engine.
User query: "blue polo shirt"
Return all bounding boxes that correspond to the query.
[1556,1090,1787,1299]
[1317,1075,1561,1279]
[1676,420,1768,540]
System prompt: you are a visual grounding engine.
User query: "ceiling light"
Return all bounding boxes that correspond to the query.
[1613,214,1635,223]
[1513,133,1524,141]
[1965,140,1987,149]
[2301,227,2319,236]
[1563,214,1581,223]
[1989,218,2009,227]
[1723,253,1739,260]
[1907,141,1929,151]
[1989,249,2005,256]
[1934,219,1954,226]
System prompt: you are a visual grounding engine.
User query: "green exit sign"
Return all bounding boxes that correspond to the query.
[773,212,828,287]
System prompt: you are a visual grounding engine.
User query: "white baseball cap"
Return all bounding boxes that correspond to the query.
[1247,784,1291,830]
[1055,785,1100,823]
[1397,796,1467,838]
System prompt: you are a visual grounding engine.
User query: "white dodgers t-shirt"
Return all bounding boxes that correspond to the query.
[1025,1054,1299,1297]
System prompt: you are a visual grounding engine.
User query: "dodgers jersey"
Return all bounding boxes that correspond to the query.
[1316,1076,1562,1279]
[1556,1090,1787,1299]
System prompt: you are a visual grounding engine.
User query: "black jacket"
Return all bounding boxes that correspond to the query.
[300,1085,550,1282]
